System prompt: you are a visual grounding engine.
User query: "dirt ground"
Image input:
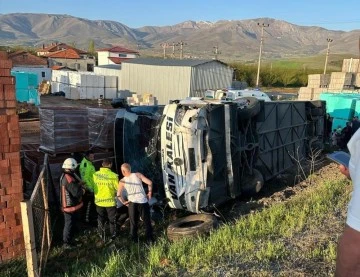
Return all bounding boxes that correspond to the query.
[221,158,342,221]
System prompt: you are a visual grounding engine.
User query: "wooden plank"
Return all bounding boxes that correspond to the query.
[20,201,39,277]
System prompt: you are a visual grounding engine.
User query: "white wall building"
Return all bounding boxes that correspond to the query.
[97,46,139,66]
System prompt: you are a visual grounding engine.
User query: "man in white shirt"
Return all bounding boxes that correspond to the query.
[336,129,360,276]
[117,163,154,243]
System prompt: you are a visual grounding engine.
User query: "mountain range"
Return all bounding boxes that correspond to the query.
[0,13,359,61]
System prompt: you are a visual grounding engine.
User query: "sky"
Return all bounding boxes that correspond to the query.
[0,0,359,31]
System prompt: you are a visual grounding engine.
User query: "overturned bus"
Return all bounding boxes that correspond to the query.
[112,97,326,214]
[160,98,326,213]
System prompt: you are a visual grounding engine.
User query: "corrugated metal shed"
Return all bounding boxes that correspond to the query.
[94,65,121,77]
[120,58,233,104]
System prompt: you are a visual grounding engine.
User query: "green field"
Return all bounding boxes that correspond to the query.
[263,54,354,71]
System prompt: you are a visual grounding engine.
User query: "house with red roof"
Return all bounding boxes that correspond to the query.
[9,51,52,82]
[38,43,95,72]
[97,46,139,66]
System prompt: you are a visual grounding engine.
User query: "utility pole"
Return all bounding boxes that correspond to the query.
[160,43,169,59]
[171,42,177,58]
[213,45,221,60]
[256,23,269,88]
[323,38,333,74]
[179,41,187,59]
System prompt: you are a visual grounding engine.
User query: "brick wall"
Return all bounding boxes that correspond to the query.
[0,51,24,262]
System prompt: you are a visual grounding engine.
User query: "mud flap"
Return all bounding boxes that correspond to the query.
[195,188,210,213]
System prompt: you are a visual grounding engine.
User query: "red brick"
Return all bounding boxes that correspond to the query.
[7,155,19,165]
[2,145,10,153]
[0,68,10,77]
[10,166,21,175]
[0,159,9,168]
[0,162,9,175]
[0,172,11,183]
[4,85,15,101]
[5,109,16,115]
[10,138,21,146]
[0,76,14,84]
[9,195,23,204]
[0,195,11,203]
[4,152,19,159]
[0,60,13,69]
[0,52,8,60]
[0,115,6,123]
[5,220,16,228]
[0,189,5,196]
[9,131,20,139]
[7,115,18,125]
[5,101,16,108]
[5,187,16,195]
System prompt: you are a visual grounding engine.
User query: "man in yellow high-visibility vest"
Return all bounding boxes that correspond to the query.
[93,158,118,241]
[79,150,96,223]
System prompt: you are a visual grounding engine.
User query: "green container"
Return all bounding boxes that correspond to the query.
[15,88,29,102]
[11,71,38,89]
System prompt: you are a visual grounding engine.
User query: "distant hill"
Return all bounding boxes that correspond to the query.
[0,13,359,61]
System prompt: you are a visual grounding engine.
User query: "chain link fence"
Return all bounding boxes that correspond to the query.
[22,154,58,277]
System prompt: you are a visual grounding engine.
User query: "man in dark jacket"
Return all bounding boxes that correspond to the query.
[60,158,86,249]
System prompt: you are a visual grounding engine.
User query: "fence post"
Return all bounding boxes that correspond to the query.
[21,200,39,277]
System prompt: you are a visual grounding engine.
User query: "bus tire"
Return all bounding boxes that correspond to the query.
[237,97,261,119]
[167,214,218,242]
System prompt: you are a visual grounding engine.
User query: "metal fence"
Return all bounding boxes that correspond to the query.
[22,154,56,277]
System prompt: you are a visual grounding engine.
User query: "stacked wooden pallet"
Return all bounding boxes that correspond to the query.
[39,107,89,153]
[342,59,360,73]
[307,74,330,88]
[127,93,158,106]
[0,51,24,262]
[328,72,353,90]
[88,108,119,149]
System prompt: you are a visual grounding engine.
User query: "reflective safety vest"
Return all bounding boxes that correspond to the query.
[93,167,119,207]
[79,157,96,192]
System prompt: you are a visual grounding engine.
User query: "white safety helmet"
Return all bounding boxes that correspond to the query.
[62,158,78,170]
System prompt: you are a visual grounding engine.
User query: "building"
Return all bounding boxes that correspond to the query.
[97,46,139,66]
[46,49,95,72]
[37,43,80,56]
[38,43,95,72]
[8,50,51,82]
[120,58,233,104]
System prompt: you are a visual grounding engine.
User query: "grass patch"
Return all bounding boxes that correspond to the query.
[2,174,351,276]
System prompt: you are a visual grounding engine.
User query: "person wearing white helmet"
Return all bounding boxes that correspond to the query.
[60,158,86,249]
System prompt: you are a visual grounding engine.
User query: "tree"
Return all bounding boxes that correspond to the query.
[278,69,297,87]
[88,40,95,55]
[260,67,278,87]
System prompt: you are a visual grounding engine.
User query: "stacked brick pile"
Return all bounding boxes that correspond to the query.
[0,51,24,262]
